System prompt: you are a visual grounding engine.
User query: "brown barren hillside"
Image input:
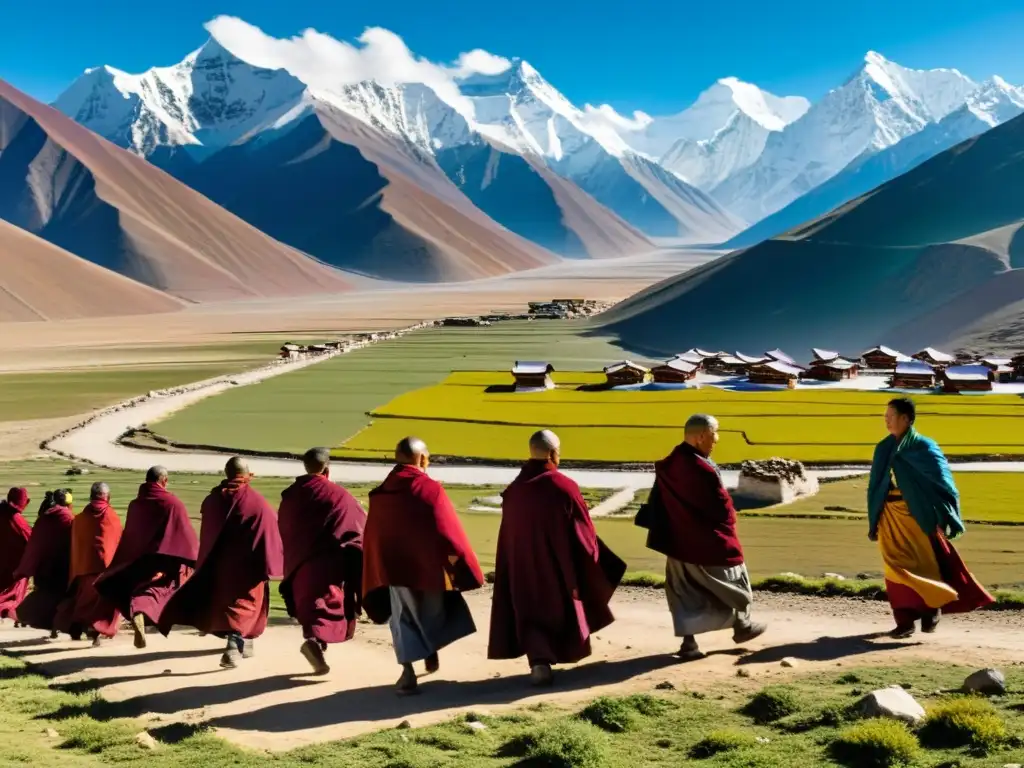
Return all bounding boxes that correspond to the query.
[0,79,354,302]
[0,220,184,322]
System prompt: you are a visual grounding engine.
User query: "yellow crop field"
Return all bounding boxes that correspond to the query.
[334,372,1024,465]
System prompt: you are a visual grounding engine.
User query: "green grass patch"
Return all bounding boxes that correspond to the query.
[512,720,609,767]
[920,698,1009,753]
[577,694,673,733]
[831,719,920,768]
[741,686,803,723]
[688,728,758,758]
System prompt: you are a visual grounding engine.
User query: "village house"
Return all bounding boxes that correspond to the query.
[747,360,804,386]
[603,361,650,387]
[811,348,840,363]
[511,361,555,391]
[862,345,914,371]
[890,361,936,389]
[1012,353,1024,380]
[913,347,955,368]
[279,343,303,360]
[803,358,860,382]
[979,358,1015,383]
[704,354,749,375]
[941,364,994,393]
[651,358,698,384]
[672,351,706,367]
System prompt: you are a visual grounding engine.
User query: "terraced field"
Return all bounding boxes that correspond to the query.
[335,371,1024,465]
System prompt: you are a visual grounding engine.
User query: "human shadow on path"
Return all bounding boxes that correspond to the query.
[5,647,224,677]
[210,652,678,734]
[50,669,220,696]
[736,634,920,666]
[40,672,323,721]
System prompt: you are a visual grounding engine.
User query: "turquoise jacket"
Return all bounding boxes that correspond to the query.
[867,428,965,540]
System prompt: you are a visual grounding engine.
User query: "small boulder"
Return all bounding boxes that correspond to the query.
[135,732,158,750]
[44,728,60,739]
[962,668,1006,696]
[465,721,487,732]
[780,658,799,668]
[855,686,925,725]
[822,572,846,581]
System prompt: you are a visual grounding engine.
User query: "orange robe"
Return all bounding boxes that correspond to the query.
[54,500,123,638]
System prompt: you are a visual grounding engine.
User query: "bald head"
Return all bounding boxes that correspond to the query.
[90,482,110,501]
[395,437,429,470]
[529,429,561,464]
[684,413,720,457]
[146,465,169,486]
[224,456,250,479]
[303,447,331,476]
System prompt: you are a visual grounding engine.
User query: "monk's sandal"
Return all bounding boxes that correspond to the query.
[301,640,330,675]
[396,665,419,696]
[732,622,768,645]
[530,664,554,687]
[131,614,147,649]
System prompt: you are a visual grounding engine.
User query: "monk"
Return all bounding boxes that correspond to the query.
[15,490,74,636]
[868,397,993,638]
[489,430,626,686]
[279,447,366,675]
[54,482,124,645]
[159,457,283,669]
[642,414,766,661]
[0,488,32,623]
[94,466,198,649]
[363,437,484,695]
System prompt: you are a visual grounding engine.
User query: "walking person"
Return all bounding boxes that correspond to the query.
[868,397,993,638]
[362,437,484,696]
[639,414,766,660]
[159,457,283,668]
[94,466,198,648]
[14,490,74,636]
[278,448,366,675]
[0,488,32,624]
[488,430,625,686]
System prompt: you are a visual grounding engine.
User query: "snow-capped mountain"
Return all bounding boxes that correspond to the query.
[711,52,978,222]
[727,76,1024,247]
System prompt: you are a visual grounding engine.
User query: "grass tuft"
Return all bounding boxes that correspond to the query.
[577,694,673,733]
[741,686,802,724]
[831,719,920,768]
[688,729,757,759]
[510,720,609,768]
[920,698,1008,753]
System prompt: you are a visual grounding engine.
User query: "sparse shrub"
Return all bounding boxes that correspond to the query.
[837,673,862,685]
[578,694,673,733]
[831,719,920,768]
[920,698,1008,753]
[741,686,802,724]
[511,720,609,768]
[689,729,757,759]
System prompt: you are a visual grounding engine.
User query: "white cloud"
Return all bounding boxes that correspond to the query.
[580,103,654,133]
[204,16,511,119]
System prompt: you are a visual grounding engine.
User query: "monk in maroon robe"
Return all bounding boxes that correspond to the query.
[54,483,123,645]
[0,488,32,623]
[489,430,626,686]
[363,437,484,695]
[15,490,74,636]
[279,448,365,675]
[95,466,198,648]
[159,457,283,669]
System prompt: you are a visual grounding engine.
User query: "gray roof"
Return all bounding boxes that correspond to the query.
[604,360,651,375]
[736,352,769,364]
[811,348,840,361]
[752,360,803,376]
[512,361,554,375]
[864,345,914,363]
[895,361,935,375]
[655,359,698,374]
[914,347,955,363]
[944,365,991,381]
[765,349,796,365]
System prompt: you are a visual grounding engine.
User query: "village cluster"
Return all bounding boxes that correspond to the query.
[512,346,1024,393]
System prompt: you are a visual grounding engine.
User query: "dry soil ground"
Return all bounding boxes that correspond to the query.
[3,588,1021,752]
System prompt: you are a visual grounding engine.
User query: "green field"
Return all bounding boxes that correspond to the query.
[4,459,1022,590]
[335,371,1024,464]
[153,323,637,454]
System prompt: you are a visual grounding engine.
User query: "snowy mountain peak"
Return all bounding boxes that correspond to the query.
[850,51,977,123]
[696,76,809,132]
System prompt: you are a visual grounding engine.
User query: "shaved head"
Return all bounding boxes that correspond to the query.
[90,482,110,501]
[224,456,250,479]
[146,465,168,484]
[396,437,429,469]
[303,447,331,475]
[529,429,561,463]
[684,413,720,457]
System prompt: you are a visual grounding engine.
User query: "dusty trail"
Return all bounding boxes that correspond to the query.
[2,588,1020,751]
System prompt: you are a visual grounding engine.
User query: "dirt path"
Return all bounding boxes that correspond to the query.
[3,589,1020,751]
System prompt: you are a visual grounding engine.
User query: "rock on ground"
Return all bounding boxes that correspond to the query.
[963,668,1006,696]
[855,686,926,725]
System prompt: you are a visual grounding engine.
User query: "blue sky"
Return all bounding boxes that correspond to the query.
[3,0,1023,114]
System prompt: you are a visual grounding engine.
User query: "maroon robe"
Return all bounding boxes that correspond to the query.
[54,500,123,638]
[14,505,74,630]
[489,460,626,665]
[94,483,199,625]
[159,478,283,639]
[278,474,366,644]
[362,464,484,624]
[0,491,32,620]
